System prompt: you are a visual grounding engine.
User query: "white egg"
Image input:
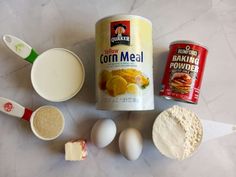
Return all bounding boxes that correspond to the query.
[91,119,117,148]
[119,128,143,161]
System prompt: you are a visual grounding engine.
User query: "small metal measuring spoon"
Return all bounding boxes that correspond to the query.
[0,97,64,141]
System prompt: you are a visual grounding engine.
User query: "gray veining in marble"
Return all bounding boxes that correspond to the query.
[0,0,236,177]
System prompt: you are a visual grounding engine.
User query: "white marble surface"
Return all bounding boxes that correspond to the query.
[0,0,236,176]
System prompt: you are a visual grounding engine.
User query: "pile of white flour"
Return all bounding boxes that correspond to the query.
[152,105,203,160]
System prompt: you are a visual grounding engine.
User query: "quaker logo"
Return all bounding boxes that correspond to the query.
[110,21,130,46]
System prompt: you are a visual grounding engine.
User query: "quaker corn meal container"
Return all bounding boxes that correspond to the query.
[159,40,208,104]
[95,15,154,111]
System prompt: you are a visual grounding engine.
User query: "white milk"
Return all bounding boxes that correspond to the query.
[31,49,84,102]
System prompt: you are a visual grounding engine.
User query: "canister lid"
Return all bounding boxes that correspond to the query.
[170,40,208,51]
[96,14,152,26]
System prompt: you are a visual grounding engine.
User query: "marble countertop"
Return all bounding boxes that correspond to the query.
[0,0,236,176]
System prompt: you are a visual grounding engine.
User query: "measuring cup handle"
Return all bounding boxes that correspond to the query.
[0,97,33,121]
[2,35,38,63]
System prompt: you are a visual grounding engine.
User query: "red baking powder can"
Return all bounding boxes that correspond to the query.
[159,40,208,104]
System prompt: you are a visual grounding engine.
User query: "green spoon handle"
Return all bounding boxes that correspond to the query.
[3,34,38,63]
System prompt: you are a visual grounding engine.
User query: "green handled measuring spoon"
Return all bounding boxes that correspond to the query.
[3,35,38,63]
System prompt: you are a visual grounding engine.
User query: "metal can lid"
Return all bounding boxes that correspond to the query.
[170,40,208,51]
[162,96,198,104]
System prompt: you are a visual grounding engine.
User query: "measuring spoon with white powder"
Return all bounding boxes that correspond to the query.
[3,35,85,102]
[0,97,64,140]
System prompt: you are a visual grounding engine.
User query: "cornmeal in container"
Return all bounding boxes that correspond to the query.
[95,15,154,111]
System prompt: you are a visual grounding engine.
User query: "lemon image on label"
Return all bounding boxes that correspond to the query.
[106,75,127,97]
[126,83,140,95]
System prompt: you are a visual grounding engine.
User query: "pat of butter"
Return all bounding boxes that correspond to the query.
[65,140,87,161]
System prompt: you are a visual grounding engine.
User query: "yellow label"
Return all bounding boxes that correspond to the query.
[95,15,154,110]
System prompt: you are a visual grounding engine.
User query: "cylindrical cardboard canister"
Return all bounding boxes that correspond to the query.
[95,15,154,110]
